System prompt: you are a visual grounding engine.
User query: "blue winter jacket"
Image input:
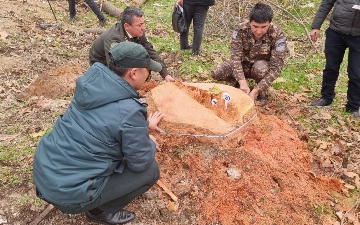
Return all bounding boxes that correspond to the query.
[33,62,156,206]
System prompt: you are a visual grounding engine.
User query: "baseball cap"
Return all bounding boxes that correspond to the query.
[109,42,162,72]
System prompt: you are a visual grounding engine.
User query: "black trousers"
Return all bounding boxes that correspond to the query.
[68,0,105,21]
[52,160,160,214]
[321,28,360,112]
[180,4,209,54]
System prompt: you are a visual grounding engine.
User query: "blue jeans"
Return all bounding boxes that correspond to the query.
[68,0,105,21]
[321,28,360,112]
[180,4,209,54]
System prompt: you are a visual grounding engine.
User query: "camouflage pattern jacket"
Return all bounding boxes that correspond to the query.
[230,22,287,91]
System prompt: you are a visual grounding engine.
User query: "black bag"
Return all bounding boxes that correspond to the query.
[172,6,187,33]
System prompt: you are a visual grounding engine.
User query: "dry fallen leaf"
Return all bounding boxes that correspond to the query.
[343,171,360,188]
[344,183,356,190]
[0,31,9,40]
[321,158,334,168]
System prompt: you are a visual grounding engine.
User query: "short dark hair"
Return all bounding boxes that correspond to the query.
[121,6,144,25]
[249,3,273,23]
[108,55,131,77]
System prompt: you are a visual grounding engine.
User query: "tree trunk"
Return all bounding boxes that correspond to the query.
[83,28,106,34]
[132,0,147,7]
[101,1,122,19]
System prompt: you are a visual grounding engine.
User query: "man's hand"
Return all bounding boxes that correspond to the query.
[238,80,250,94]
[310,29,320,42]
[248,88,259,101]
[164,75,175,82]
[149,134,160,151]
[148,111,164,132]
[175,0,183,6]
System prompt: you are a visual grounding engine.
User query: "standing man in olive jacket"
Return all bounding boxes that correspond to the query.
[89,6,175,82]
[175,0,215,55]
[33,42,165,224]
[310,0,360,119]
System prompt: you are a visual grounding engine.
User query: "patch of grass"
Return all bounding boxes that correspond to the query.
[0,139,36,164]
[0,146,17,162]
[16,194,46,207]
[273,55,325,93]
[174,148,185,158]
[312,204,331,215]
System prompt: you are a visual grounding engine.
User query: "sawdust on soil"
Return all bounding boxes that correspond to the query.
[13,64,344,224]
[0,0,350,223]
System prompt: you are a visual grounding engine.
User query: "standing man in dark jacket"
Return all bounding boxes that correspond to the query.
[211,3,287,106]
[33,42,165,224]
[310,0,360,119]
[175,0,215,55]
[89,6,175,82]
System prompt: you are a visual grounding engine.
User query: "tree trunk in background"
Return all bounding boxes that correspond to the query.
[101,1,122,19]
[132,0,147,7]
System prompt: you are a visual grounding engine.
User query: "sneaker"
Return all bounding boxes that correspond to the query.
[310,98,331,106]
[99,17,107,27]
[85,209,135,225]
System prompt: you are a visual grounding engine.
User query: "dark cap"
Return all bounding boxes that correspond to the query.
[109,42,162,72]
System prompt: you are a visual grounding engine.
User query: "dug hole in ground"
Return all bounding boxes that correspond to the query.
[20,67,343,224]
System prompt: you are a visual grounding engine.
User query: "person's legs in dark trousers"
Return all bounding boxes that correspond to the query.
[53,160,160,215]
[180,3,194,50]
[345,35,360,113]
[84,0,106,21]
[96,160,160,212]
[68,0,76,19]
[321,28,347,103]
[191,5,208,54]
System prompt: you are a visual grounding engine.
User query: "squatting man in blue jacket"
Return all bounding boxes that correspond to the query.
[33,42,165,224]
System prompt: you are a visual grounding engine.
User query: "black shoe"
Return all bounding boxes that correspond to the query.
[192,51,201,56]
[351,111,360,120]
[85,209,135,225]
[257,94,268,107]
[180,44,192,50]
[99,17,107,27]
[234,82,240,89]
[310,98,331,106]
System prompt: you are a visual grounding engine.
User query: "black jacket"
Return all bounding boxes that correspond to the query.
[311,0,360,36]
[184,0,215,6]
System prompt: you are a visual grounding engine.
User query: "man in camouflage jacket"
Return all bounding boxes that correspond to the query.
[211,3,287,106]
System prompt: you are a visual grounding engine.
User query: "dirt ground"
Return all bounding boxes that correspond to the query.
[0,1,359,225]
